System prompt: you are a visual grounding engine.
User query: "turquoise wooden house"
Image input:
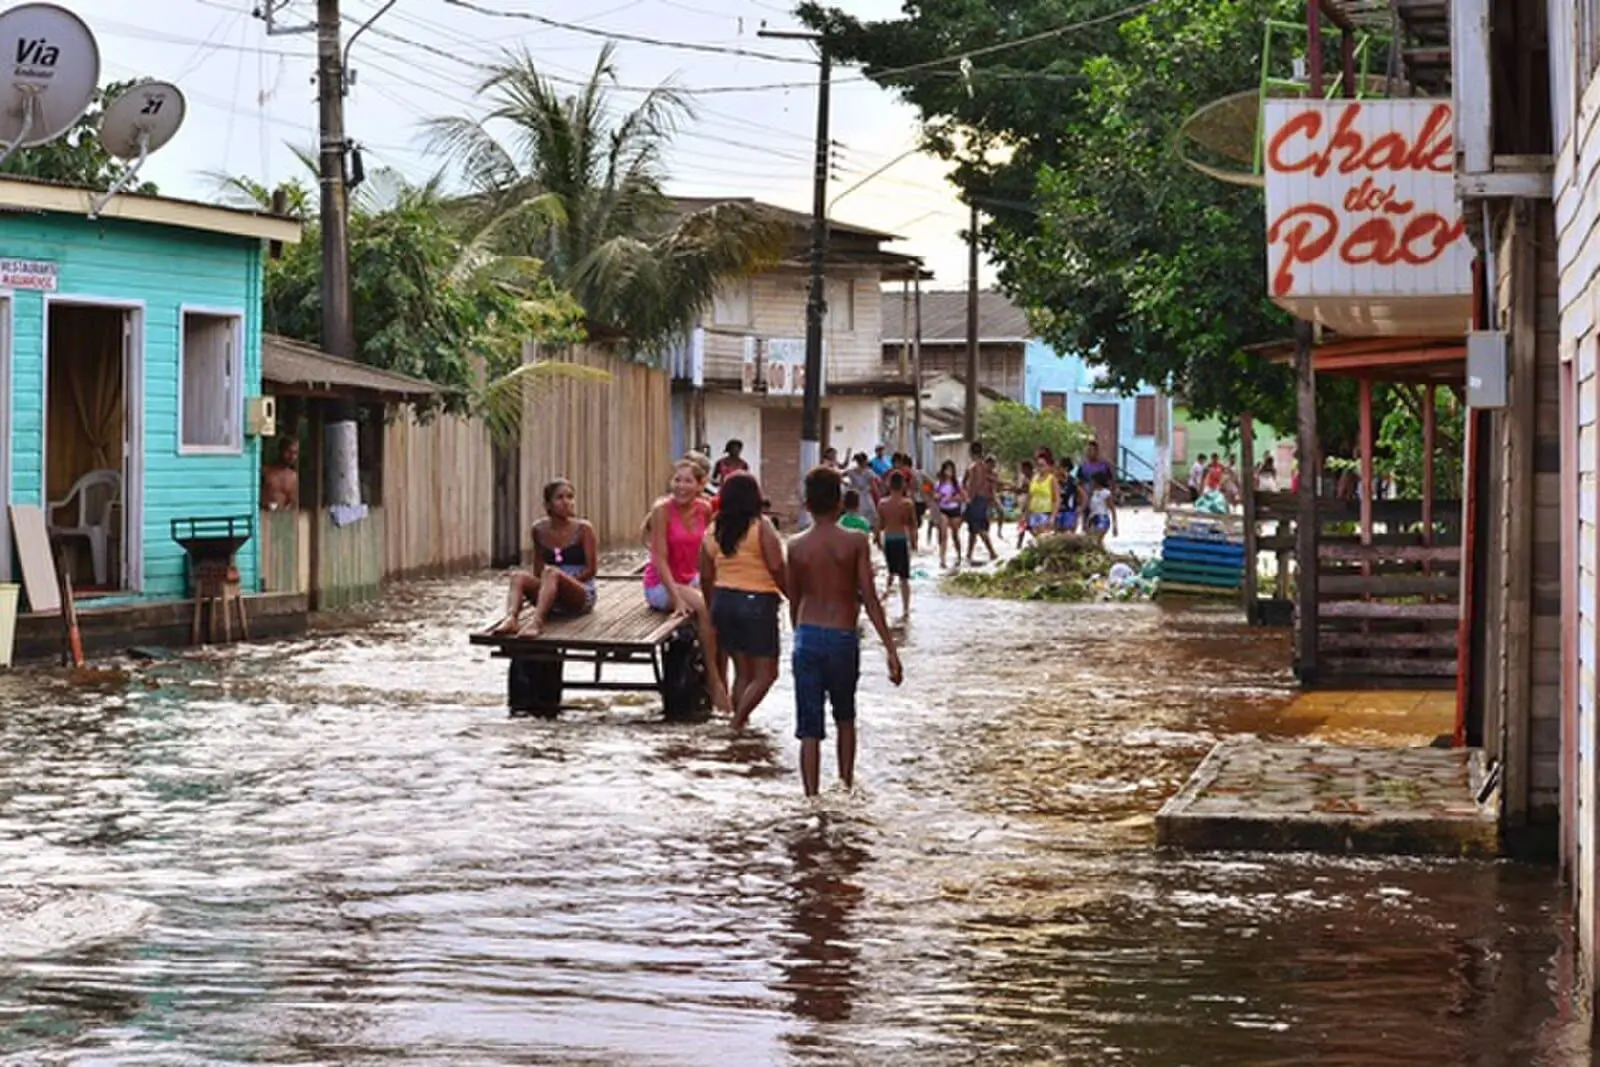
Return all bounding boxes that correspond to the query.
[0,177,299,603]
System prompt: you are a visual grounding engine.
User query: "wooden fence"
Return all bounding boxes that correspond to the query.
[259,508,309,594]
[383,411,496,579]
[519,344,673,552]
[1251,492,1463,688]
[318,507,386,609]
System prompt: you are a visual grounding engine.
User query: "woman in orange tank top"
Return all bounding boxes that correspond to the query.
[700,472,788,730]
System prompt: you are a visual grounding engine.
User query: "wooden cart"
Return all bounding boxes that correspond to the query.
[469,578,709,718]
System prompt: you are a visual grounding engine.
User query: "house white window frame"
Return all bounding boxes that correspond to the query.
[712,278,753,328]
[826,277,856,333]
[178,305,246,456]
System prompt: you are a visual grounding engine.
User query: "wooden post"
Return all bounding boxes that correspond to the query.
[898,276,911,453]
[1421,384,1436,547]
[307,403,325,613]
[1241,412,1258,624]
[1295,319,1319,682]
[1503,203,1537,827]
[1307,0,1324,96]
[1359,377,1374,549]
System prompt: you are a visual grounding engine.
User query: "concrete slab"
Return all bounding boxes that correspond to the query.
[1157,739,1499,857]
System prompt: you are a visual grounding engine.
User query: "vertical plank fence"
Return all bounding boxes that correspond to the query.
[520,344,673,553]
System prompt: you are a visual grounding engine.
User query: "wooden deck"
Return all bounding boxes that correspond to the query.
[470,578,686,654]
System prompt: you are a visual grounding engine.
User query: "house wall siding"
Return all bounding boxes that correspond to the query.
[703,268,885,384]
[1552,4,1600,985]
[1,213,262,598]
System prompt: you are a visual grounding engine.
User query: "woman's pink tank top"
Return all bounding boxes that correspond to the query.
[643,500,707,587]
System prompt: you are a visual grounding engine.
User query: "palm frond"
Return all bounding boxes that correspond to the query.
[420,114,522,196]
[476,359,612,447]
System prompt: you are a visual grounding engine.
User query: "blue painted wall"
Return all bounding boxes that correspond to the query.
[4,212,263,598]
[1023,340,1168,476]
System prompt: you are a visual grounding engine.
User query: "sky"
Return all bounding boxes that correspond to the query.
[66,0,995,289]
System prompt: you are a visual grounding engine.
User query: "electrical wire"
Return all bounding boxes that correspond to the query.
[439,0,816,65]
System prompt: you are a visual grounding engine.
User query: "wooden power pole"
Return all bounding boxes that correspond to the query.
[316,0,355,359]
[964,200,979,442]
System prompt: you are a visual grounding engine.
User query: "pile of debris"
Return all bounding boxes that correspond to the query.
[945,535,1150,602]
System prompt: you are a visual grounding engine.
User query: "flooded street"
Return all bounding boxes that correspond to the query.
[0,553,1593,1064]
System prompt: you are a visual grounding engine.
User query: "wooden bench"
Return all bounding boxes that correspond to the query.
[469,578,708,718]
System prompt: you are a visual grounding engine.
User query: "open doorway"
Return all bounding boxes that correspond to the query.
[45,301,141,593]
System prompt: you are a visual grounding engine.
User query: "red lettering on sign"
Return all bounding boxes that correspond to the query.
[1267,201,1468,296]
[1266,102,1454,177]
[1267,204,1338,296]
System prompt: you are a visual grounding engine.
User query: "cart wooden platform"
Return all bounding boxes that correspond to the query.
[469,578,709,717]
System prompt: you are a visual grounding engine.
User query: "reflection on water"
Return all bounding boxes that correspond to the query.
[0,570,1592,1065]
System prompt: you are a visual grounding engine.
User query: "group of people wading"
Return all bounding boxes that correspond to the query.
[490,451,902,797]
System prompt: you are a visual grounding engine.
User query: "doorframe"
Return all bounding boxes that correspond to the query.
[0,291,11,583]
[41,295,147,593]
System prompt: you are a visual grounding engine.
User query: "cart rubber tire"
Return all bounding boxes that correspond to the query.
[661,623,709,720]
[509,658,562,719]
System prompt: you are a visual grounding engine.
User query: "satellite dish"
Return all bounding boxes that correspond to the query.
[89,81,186,218]
[0,3,99,164]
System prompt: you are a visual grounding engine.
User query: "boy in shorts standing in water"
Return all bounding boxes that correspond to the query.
[876,471,918,619]
[788,466,904,797]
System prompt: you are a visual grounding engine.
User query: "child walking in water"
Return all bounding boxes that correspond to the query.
[787,466,903,797]
[840,489,873,536]
[876,471,918,618]
[1086,470,1119,543]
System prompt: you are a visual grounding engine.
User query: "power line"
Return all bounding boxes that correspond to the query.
[439,0,816,65]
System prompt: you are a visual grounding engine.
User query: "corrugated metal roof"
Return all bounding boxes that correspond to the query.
[882,288,1032,344]
[262,334,439,399]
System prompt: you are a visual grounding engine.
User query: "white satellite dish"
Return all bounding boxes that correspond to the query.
[89,80,186,218]
[0,3,99,166]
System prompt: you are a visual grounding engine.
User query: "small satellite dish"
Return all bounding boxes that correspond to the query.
[0,3,99,165]
[98,80,185,159]
[89,81,186,218]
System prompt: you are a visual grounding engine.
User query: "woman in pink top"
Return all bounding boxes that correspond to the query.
[645,459,729,710]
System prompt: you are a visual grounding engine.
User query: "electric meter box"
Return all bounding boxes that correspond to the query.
[246,395,277,438]
[1466,331,1509,409]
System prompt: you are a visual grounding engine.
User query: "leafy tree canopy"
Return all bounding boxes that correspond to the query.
[799,0,1315,430]
[980,401,1089,468]
[263,171,585,422]
[0,80,160,193]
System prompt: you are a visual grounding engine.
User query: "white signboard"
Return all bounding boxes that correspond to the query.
[765,338,808,397]
[0,258,56,291]
[1262,99,1472,336]
[740,335,758,394]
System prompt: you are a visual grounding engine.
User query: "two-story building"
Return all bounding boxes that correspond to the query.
[667,199,924,522]
[1462,0,1600,1012]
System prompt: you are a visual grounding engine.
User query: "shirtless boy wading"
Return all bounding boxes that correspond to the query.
[787,466,903,797]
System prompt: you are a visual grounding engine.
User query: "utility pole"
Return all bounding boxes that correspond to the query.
[760,28,831,484]
[316,0,355,359]
[964,200,980,442]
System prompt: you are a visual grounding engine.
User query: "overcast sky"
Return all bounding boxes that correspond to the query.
[68,0,993,288]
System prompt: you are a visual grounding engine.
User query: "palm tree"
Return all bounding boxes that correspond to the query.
[424,44,785,357]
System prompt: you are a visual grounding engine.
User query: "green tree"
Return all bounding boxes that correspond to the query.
[1376,386,1463,499]
[800,0,1313,429]
[979,401,1089,467]
[424,45,786,358]
[262,170,589,433]
[0,80,160,192]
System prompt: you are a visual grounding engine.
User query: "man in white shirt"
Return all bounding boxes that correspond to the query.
[1188,454,1207,502]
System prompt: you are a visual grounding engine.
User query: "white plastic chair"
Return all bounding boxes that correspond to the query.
[49,469,122,587]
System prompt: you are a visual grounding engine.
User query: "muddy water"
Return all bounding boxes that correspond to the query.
[0,572,1591,1065]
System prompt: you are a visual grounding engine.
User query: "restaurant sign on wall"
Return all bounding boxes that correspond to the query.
[1262,99,1472,337]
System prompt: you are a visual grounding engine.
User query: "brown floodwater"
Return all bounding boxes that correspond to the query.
[0,570,1593,1065]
